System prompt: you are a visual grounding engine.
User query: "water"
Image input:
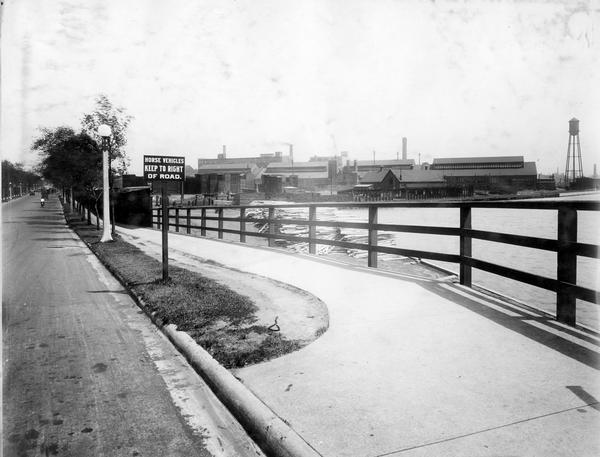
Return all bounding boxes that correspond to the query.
[333,194,599,328]
[173,193,600,328]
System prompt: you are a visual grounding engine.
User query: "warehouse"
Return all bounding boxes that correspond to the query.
[430,156,537,192]
[262,161,332,190]
[194,162,262,193]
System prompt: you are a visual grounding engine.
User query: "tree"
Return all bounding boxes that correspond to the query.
[1,160,40,199]
[81,94,133,175]
[32,126,102,205]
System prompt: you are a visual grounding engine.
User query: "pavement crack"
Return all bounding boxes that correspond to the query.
[373,403,600,456]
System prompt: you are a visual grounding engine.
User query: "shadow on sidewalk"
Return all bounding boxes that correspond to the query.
[426,282,599,370]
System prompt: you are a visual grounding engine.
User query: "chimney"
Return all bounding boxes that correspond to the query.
[402,137,407,160]
[594,164,597,177]
[353,160,358,173]
[222,145,226,159]
[289,144,294,164]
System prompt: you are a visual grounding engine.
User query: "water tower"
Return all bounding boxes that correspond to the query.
[564,118,583,186]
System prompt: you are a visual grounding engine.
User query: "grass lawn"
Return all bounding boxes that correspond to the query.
[64,204,300,368]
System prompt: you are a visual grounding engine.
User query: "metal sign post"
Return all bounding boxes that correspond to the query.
[143,155,185,281]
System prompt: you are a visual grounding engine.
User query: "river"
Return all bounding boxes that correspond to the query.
[179,192,599,329]
[335,192,599,329]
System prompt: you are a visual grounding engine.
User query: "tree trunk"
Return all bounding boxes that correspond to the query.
[95,201,100,230]
[111,198,116,235]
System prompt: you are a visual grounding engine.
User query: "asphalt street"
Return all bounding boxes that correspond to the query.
[2,194,263,457]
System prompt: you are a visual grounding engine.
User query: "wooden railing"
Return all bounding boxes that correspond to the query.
[152,200,600,326]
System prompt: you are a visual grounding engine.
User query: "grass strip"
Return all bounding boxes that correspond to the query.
[64,206,300,368]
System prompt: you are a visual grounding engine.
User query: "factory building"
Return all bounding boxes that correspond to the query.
[430,156,537,192]
[193,162,262,194]
[396,169,470,199]
[261,161,333,190]
[192,146,539,198]
[197,147,289,169]
[353,159,415,174]
[339,159,415,186]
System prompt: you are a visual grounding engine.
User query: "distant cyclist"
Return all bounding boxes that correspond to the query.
[40,189,49,207]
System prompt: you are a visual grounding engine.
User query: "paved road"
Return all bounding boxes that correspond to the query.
[2,195,263,457]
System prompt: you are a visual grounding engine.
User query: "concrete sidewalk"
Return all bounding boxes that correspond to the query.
[118,225,600,457]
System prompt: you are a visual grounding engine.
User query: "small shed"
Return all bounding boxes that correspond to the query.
[358,169,401,191]
[115,186,152,227]
[352,169,401,200]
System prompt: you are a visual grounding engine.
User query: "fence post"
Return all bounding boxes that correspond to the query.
[557,206,577,325]
[268,207,275,247]
[201,208,207,236]
[218,208,224,239]
[309,206,316,254]
[186,208,191,234]
[175,208,180,232]
[368,206,378,268]
[240,208,246,243]
[460,206,472,287]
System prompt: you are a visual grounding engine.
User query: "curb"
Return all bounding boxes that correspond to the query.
[157,319,322,457]
[63,206,322,457]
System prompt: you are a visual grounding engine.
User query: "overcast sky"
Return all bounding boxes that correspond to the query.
[1,0,598,175]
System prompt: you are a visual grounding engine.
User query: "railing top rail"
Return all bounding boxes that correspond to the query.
[155,199,600,211]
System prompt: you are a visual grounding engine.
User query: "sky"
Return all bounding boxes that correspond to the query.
[1,0,599,175]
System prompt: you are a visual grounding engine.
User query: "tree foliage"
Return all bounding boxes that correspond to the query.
[2,160,39,198]
[81,94,133,174]
[32,126,101,193]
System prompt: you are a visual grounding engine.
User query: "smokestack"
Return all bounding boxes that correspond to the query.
[402,137,407,160]
[289,144,294,165]
[594,164,597,177]
[222,145,227,159]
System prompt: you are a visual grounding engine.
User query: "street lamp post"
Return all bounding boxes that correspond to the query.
[8,182,12,200]
[109,150,116,236]
[98,124,113,242]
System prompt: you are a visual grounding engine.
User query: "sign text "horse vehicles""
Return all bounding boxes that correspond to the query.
[143,155,185,181]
